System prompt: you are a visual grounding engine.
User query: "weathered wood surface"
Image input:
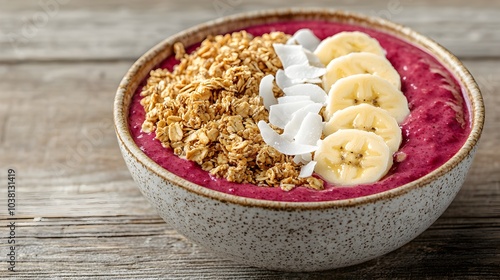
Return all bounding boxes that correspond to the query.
[0,0,499,278]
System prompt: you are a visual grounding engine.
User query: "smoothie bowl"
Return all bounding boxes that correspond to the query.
[114,9,484,271]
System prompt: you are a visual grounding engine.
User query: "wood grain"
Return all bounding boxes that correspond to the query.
[0,0,499,62]
[0,0,499,278]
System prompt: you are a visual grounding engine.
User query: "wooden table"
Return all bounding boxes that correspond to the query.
[1,0,499,278]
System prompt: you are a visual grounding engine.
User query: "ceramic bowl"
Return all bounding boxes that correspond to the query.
[114,9,484,271]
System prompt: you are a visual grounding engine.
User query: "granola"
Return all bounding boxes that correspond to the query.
[140,31,324,190]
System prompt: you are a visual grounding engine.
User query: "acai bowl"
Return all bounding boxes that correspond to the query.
[114,9,484,271]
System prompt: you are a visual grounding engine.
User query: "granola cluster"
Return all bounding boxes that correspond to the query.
[140,31,324,190]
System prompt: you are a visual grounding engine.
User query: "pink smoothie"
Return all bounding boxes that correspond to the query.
[128,20,471,202]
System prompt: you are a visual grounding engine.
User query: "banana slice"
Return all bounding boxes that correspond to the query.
[314,31,386,66]
[324,74,409,124]
[314,129,392,186]
[322,52,401,93]
[324,104,402,154]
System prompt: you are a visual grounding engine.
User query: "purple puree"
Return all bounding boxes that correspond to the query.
[128,20,471,202]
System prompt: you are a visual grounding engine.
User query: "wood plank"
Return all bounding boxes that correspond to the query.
[0,61,147,218]
[0,0,499,62]
[1,215,498,278]
[461,59,500,188]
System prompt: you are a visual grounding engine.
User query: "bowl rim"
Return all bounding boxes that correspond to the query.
[114,8,485,210]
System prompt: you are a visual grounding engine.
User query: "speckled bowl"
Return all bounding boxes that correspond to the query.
[114,9,484,271]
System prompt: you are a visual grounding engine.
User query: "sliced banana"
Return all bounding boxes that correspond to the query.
[314,129,392,186]
[324,74,409,124]
[314,31,386,66]
[322,52,401,93]
[324,104,402,154]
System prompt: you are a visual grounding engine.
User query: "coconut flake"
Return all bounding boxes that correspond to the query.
[300,152,312,162]
[294,112,323,146]
[291,77,323,84]
[275,69,297,90]
[257,121,318,155]
[304,49,324,67]
[293,155,303,164]
[256,31,330,164]
[282,103,323,140]
[286,37,296,45]
[286,29,321,52]
[285,62,326,80]
[259,74,276,110]
[293,153,313,164]
[269,100,314,129]
[283,84,327,104]
[273,44,308,69]
[277,95,311,104]
[299,160,317,178]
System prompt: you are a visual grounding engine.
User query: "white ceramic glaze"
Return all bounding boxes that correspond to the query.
[114,9,484,271]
